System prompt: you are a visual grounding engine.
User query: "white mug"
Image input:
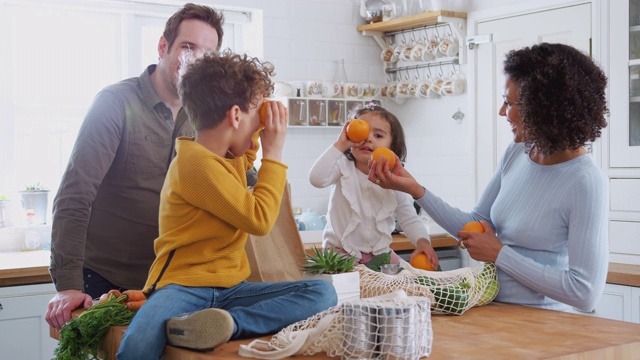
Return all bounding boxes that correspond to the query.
[430,77,444,98]
[380,83,390,98]
[418,81,431,98]
[345,83,364,99]
[305,80,323,97]
[410,42,427,62]
[438,36,460,58]
[426,36,441,59]
[322,81,341,98]
[273,81,292,97]
[380,46,398,64]
[362,83,381,99]
[441,75,465,96]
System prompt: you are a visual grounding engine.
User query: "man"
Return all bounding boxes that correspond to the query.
[46,3,236,330]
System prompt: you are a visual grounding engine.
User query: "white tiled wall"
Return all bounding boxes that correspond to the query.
[216,0,476,218]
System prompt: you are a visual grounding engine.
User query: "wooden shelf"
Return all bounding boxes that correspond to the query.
[358,10,467,65]
[357,10,467,33]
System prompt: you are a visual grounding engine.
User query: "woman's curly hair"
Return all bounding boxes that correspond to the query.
[179,50,274,131]
[503,43,608,154]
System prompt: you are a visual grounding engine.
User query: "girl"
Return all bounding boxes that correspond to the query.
[309,104,438,268]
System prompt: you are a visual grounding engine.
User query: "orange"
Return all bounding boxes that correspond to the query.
[410,253,435,271]
[346,119,370,142]
[371,147,396,169]
[461,221,484,233]
[259,100,270,126]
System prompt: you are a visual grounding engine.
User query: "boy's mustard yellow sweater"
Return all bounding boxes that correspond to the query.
[143,136,287,293]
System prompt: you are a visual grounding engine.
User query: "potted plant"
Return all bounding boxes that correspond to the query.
[19,182,50,225]
[302,247,360,304]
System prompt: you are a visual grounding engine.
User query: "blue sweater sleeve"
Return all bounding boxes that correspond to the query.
[415,142,609,311]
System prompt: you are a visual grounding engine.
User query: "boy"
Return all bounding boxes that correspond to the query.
[117,52,337,359]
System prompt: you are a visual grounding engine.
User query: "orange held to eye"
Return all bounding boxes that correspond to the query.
[461,221,484,233]
[259,100,271,126]
[410,253,436,271]
[371,147,396,169]
[346,119,370,142]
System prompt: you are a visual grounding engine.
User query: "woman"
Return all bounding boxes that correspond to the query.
[369,43,609,312]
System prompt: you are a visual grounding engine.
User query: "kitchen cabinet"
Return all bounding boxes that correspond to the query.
[610,0,640,167]
[569,283,640,324]
[633,286,640,323]
[0,283,58,360]
[608,0,640,265]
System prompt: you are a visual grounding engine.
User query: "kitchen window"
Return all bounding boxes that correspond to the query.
[0,0,261,225]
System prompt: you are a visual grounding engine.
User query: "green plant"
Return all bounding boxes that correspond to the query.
[24,182,47,191]
[302,247,356,275]
[54,292,135,359]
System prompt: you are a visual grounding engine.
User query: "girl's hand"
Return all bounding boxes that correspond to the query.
[411,238,439,270]
[334,120,364,153]
[368,155,425,199]
[260,101,288,162]
[456,221,504,263]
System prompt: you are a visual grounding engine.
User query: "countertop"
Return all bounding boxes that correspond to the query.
[3,238,640,288]
[51,301,640,359]
[0,250,51,286]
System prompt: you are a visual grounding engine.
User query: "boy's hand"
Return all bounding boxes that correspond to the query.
[260,100,288,162]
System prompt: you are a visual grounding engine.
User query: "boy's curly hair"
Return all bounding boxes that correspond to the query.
[345,105,407,163]
[179,51,274,131]
[503,43,608,155]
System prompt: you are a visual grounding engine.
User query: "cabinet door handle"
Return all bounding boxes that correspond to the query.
[0,302,3,310]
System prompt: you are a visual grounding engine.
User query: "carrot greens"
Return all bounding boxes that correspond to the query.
[54,293,136,360]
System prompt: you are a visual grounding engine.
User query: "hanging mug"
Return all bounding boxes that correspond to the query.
[441,74,465,96]
[380,45,398,64]
[430,75,444,98]
[438,34,460,58]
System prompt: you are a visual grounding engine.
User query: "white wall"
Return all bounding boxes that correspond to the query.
[214,0,388,213]
[211,0,600,218]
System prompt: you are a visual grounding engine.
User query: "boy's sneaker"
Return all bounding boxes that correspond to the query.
[166,308,234,351]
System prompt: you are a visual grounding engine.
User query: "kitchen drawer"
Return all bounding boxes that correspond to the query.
[610,220,640,256]
[610,179,640,212]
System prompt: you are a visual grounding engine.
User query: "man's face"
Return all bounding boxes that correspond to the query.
[157,19,220,96]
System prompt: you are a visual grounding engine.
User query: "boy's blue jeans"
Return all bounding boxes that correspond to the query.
[117,280,337,360]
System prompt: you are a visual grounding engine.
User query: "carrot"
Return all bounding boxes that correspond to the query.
[98,289,122,303]
[125,300,146,311]
[122,290,146,302]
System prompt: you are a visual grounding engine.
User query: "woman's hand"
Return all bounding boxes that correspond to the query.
[368,155,425,199]
[456,221,504,263]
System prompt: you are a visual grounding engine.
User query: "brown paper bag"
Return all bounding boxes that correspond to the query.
[245,183,307,282]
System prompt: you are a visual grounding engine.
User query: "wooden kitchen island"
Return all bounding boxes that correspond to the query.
[51,301,640,359]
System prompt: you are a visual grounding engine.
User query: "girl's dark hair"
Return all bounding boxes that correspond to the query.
[164,3,224,51]
[345,105,407,163]
[179,51,274,131]
[503,43,608,154]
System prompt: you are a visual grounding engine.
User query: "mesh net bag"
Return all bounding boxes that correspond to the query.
[359,261,499,315]
[238,291,432,360]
